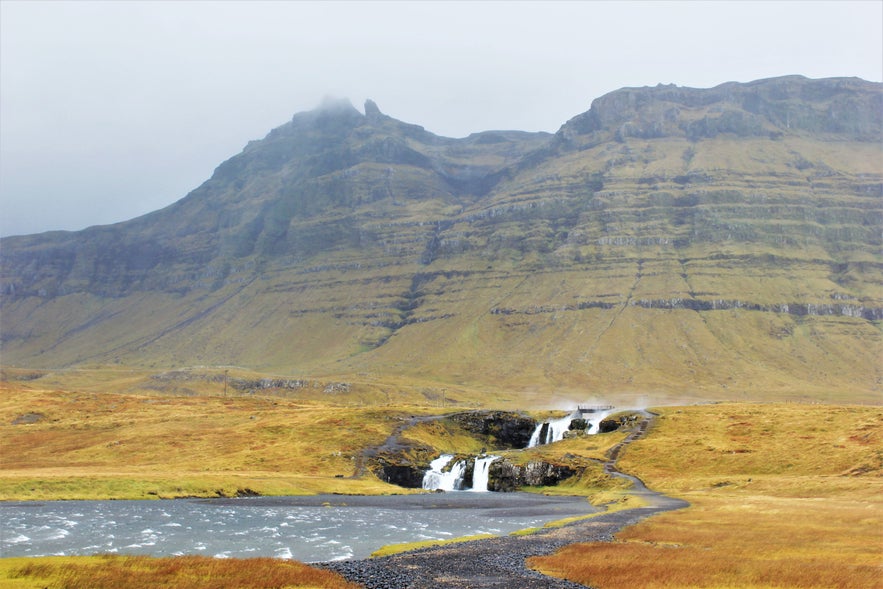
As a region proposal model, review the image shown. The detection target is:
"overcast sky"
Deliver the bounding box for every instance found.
[1,1,881,237]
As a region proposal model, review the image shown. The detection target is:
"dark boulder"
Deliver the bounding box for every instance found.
[569,418,588,431]
[598,418,621,433]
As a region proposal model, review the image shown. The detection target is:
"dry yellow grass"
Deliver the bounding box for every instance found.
[529,403,883,589]
[0,382,436,500]
[0,555,359,589]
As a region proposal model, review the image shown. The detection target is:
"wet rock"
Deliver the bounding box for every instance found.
[569,418,588,431]
[448,411,537,449]
[370,456,430,488]
[488,460,578,492]
[598,418,621,433]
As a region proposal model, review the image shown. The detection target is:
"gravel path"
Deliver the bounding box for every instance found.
[320,412,688,588]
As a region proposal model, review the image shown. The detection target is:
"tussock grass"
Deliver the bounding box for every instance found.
[0,555,359,589]
[530,403,883,589]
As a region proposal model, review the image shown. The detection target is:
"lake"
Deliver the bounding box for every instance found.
[0,493,599,562]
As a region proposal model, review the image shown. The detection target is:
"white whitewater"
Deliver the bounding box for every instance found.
[470,456,500,492]
[584,409,613,434]
[422,455,467,491]
[527,414,575,447]
[528,409,615,447]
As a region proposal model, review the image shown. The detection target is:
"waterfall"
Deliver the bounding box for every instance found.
[528,409,615,447]
[422,455,467,491]
[422,455,499,492]
[470,456,500,492]
[527,415,575,447]
[527,422,547,448]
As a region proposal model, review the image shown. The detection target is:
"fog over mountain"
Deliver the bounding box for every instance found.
[1,1,880,236]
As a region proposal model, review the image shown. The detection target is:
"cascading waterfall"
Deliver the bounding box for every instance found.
[421,407,617,491]
[422,455,500,492]
[422,455,467,491]
[528,409,615,447]
[470,456,500,492]
[527,414,576,447]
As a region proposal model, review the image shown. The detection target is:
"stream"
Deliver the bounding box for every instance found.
[0,493,600,562]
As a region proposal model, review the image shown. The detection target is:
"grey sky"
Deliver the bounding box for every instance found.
[1,1,881,237]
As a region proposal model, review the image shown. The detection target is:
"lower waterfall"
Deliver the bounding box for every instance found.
[471,456,500,492]
[422,455,500,492]
[422,455,466,491]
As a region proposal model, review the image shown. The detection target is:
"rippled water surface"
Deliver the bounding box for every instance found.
[1,494,598,562]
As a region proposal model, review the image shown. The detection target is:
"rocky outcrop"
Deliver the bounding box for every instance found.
[488,460,578,492]
[368,411,540,489]
[371,457,429,488]
[447,411,537,449]
[599,412,646,434]
[598,418,622,434]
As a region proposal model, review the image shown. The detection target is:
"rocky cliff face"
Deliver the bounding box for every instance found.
[488,460,579,492]
[1,76,880,401]
[447,412,537,449]
[560,76,882,143]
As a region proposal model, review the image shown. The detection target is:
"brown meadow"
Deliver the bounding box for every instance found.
[529,403,883,588]
[0,555,359,589]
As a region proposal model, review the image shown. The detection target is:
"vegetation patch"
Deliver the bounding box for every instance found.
[0,555,359,589]
[370,534,497,558]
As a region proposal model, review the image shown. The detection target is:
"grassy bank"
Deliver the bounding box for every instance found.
[0,555,359,589]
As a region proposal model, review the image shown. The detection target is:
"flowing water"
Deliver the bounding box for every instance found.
[422,455,467,491]
[421,455,500,492]
[0,494,599,562]
[528,410,614,447]
[470,456,499,492]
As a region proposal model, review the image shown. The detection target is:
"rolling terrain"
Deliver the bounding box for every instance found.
[1,75,881,402]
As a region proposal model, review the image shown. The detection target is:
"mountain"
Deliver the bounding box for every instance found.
[1,76,881,402]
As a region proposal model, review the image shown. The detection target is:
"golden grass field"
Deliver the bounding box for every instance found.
[2,374,881,588]
[0,555,359,589]
[0,380,433,500]
[529,403,883,589]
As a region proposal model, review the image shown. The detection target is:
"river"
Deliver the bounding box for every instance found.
[0,493,599,562]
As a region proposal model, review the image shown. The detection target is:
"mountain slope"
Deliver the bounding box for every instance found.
[1,76,881,402]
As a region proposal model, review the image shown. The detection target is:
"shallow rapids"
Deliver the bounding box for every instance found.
[1,493,599,562]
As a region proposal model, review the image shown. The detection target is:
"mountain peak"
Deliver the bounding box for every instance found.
[559,75,883,143]
[364,98,383,120]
